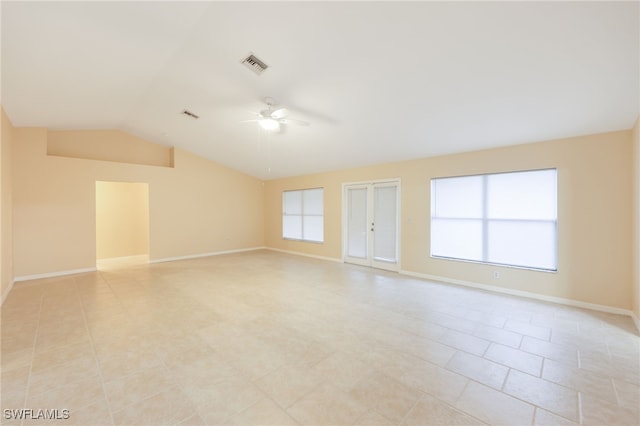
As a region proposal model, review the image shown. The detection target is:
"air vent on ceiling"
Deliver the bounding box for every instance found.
[241,53,268,75]
[181,109,199,119]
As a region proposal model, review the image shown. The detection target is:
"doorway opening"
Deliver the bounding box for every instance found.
[95,181,149,271]
[342,179,400,271]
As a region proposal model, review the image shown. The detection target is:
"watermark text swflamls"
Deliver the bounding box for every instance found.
[4,409,70,420]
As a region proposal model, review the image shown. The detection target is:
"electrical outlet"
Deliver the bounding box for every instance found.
[493,271,500,279]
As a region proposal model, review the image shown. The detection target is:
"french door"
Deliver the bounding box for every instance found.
[343,180,400,271]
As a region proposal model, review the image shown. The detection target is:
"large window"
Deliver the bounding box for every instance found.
[431,169,557,271]
[283,188,324,243]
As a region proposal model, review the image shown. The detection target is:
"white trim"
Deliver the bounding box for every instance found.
[341,177,402,186]
[96,254,149,263]
[266,247,341,263]
[150,247,265,264]
[1,279,15,305]
[400,269,636,318]
[341,178,402,272]
[14,267,98,282]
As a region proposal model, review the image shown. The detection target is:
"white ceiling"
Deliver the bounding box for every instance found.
[2,1,638,180]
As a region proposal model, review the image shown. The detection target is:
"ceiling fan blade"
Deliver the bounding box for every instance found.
[280,118,310,127]
[271,107,289,119]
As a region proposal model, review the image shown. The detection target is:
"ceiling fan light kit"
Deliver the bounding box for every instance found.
[243,97,310,132]
[259,117,280,131]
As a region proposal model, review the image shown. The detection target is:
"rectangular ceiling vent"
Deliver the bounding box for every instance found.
[241,53,268,75]
[181,109,199,120]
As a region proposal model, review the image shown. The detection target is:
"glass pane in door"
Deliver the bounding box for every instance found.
[373,185,397,262]
[347,188,368,259]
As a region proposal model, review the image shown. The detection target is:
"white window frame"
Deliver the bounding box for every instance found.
[282,188,324,243]
[430,169,557,272]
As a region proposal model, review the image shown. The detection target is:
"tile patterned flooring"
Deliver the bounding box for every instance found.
[1,250,639,425]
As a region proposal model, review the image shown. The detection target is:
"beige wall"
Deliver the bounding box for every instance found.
[12,129,264,277]
[1,108,14,302]
[96,181,149,259]
[5,118,636,314]
[632,116,640,322]
[48,130,173,168]
[265,130,633,311]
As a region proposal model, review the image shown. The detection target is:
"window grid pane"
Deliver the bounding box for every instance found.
[283,191,302,215]
[431,218,483,262]
[487,220,557,270]
[432,176,483,218]
[303,188,323,215]
[283,216,302,240]
[303,216,324,243]
[347,188,368,259]
[373,186,398,262]
[487,169,557,220]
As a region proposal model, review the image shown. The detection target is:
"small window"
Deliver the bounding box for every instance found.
[283,188,324,243]
[431,169,557,271]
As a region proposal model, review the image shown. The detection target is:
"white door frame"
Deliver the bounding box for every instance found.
[342,179,401,271]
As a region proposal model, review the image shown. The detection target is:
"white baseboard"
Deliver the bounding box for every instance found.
[265,247,342,263]
[97,254,149,262]
[150,247,265,264]
[7,250,638,333]
[14,267,98,283]
[632,312,640,333]
[400,270,636,320]
[1,279,15,305]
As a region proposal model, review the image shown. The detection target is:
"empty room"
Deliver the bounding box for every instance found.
[1,1,639,425]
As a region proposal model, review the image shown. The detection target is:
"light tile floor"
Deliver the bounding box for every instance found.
[1,250,639,425]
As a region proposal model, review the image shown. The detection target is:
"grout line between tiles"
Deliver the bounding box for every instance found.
[249,365,321,424]
[395,391,423,426]
[499,367,511,392]
[577,391,584,424]
[19,292,45,426]
[530,407,538,426]
[610,377,622,408]
[77,283,116,426]
[577,349,582,369]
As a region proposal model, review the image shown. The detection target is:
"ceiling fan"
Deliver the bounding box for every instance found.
[242,97,310,132]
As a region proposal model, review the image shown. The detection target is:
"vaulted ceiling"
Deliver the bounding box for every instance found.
[2,1,638,179]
